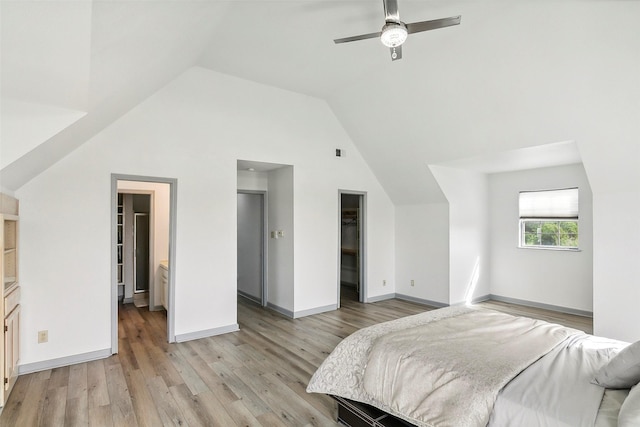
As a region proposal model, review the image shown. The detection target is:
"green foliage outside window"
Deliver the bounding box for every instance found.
[522,220,578,248]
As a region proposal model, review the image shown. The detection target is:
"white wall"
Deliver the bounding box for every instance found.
[1,99,86,169]
[237,169,267,192]
[593,191,640,342]
[489,164,593,312]
[430,166,490,305]
[267,166,294,313]
[15,66,395,366]
[395,203,449,304]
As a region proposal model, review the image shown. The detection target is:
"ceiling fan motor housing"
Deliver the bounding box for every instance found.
[380,21,408,47]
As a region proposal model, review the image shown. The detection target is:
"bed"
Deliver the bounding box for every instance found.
[306,306,640,427]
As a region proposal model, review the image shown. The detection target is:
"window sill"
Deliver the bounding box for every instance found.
[518,246,581,252]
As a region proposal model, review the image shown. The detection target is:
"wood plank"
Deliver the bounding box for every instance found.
[89,405,114,427]
[169,343,209,395]
[124,369,163,427]
[178,340,240,405]
[87,359,110,408]
[208,361,272,417]
[65,394,89,427]
[145,376,187,426]
[39,386,67,427]
[233,366,328,426]
[47,366,70,390]
[226,399,264,427]
[0,371,33,425]
[168,384,231,427]
[104,361,138,426]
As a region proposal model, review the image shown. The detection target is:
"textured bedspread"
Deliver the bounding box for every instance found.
[363,310,578,427]
[307,306,582,427]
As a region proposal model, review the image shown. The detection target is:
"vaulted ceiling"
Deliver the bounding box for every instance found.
[2,1,638,203]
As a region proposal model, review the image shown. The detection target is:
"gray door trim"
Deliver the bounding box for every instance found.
[237,190,268,307]
[111,174,178,353]
[338,190,367,307]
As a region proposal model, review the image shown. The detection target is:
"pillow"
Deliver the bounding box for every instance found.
[593,340,640,388]
[619,384,640,427]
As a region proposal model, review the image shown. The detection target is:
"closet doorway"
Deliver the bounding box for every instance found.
[237,191,266,306]
[133,211,150,295]
[111,175,177,354]
[339,192,366,305]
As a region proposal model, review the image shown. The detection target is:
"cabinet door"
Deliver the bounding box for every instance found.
[4,305,19,397]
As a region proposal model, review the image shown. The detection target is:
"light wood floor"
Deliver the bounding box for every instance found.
[0,294,592,426]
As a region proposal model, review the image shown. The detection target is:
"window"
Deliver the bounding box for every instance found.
[519,188,579,249]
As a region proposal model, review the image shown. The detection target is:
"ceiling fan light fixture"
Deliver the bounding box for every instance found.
[380,22,408,47]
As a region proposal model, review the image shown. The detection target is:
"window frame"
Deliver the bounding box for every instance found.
[518,187,580,251]
[518,218,580,251]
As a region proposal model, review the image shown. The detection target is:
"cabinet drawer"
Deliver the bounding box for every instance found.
[5,286,20,314]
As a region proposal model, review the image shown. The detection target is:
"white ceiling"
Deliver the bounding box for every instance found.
[2,1,638,202]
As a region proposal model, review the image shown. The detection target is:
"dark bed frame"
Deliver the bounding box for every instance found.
[333,396,417,427]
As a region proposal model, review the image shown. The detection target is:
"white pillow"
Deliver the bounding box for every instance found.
[619,384,640,427]
[593,341,640,389]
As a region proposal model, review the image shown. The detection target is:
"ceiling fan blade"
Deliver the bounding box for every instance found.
[390,45,402,61]
[406,15,461,34]
[334,31,381,44]
[383,0,399,21]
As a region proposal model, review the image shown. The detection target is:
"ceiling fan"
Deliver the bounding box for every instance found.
[334,0,461,61]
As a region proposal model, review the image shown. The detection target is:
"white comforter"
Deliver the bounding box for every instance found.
[363,309,577,426]
[307,306,618,427]
[490,334,626,427]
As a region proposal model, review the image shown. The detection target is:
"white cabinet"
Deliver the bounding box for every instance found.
[1,194,20,407]
[4,304,19,397]
[159,261,168,310]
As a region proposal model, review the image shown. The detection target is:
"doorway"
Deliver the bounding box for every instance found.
[237,191,266,306]
[134,212,150,296]
[111,175,177,354]
[118,193,152,307]
[339,192,366,305]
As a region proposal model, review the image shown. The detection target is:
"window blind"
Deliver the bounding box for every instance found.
[519,188,579,219]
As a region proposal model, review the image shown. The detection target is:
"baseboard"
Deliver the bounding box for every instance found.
[450,294,491,306]
[488,294,593,318]
[266,302,294,318]
[395,293,448,308]
[472,294,492,304]
[238,290,261,305]
[19,348,112,375]
[366,293,396,303]
[294,304,338,319]
[175,323,239,343]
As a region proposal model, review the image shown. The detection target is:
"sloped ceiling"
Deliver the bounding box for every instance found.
[1,1,638,203]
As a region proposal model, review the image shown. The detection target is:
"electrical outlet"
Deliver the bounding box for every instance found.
[38,330,48,344]
[411,279,415,287]
[383,280,386,286]
[277,230,284,238]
